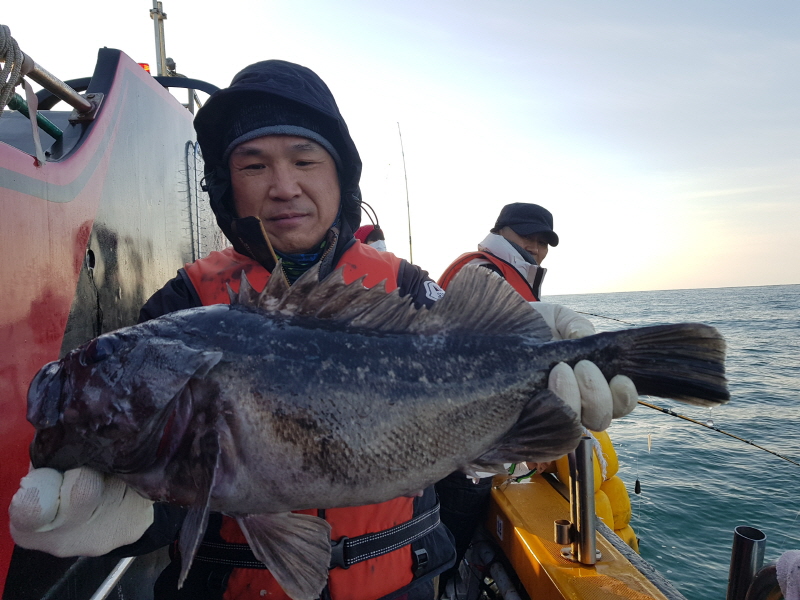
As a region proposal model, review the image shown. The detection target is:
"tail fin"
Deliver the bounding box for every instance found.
[580,323,729,407]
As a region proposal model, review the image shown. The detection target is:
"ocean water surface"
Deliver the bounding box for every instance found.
[546,284,800,600]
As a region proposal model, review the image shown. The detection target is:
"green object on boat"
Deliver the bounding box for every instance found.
[7,93,63,139]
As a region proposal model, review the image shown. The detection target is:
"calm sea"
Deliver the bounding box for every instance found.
[546,284,800,600]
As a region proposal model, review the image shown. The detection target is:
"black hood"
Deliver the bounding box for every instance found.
[194,60,362,269]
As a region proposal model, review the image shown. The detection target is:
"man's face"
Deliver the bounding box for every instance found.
[229,135,340,254]
[498,226,550,265]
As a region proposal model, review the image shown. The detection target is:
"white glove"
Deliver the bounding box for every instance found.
[533,302,639,430]
[9,467,154,557]
[777,550,800,600]
[529,302,596,340]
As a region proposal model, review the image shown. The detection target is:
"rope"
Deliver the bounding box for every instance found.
[0,25,24,114]
[586,428,608,479]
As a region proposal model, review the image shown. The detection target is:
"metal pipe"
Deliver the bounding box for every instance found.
[569,436,598,564]
[554,519,572,545]
[726,525,766,600]
[88,557,135,600]
[476,541,523,600]
[7,92,62,138]
[19,53,93,114]
[488,561,524,600]
[150,1,167,77]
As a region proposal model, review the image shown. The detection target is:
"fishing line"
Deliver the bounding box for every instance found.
[634,456,641,523]
[637,399,800,467]
[574,311,636,326]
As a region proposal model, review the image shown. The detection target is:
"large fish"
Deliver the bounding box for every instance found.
[26,265,728,600]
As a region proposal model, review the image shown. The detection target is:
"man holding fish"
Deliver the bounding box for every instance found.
[9,60,724,600]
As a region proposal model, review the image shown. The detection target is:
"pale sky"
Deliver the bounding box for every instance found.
[3,1,799,294]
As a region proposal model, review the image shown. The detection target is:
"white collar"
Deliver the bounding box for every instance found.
[477,233,543,288]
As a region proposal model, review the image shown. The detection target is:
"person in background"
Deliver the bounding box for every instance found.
[435,202,639,597]
[10,66,635,599]
[355,223,387,252]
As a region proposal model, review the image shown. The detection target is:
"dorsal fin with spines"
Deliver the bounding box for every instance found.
[231,263,551,340]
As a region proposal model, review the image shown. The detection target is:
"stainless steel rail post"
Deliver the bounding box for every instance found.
[150,1,168,77]
[19,54,93,114]
[726,525,766,600]
[557,435,600,564]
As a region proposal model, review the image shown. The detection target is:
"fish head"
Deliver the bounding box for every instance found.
[27,329,222,474]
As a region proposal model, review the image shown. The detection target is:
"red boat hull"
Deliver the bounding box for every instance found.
[0,48,220,598]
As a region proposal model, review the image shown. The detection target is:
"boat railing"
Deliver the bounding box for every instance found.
[555,435,602,565]
[18,54,97,117]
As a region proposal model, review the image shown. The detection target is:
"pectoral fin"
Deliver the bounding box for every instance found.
[237,512,332,600]
[474,390,583,466]
[177,430,220,588]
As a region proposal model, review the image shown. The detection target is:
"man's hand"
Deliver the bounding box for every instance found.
[529,302,595,340]
[549,362,638,431]
[531,302,639,430]
[9,467,154,557]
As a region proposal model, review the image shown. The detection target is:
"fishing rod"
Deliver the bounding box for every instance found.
[637,399,800,467]
[397,122,413,264]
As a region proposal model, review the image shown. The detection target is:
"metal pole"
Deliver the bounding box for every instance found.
[726,525,766,600]
[88,557,135,600]
[568,436,598,565]
[150,1,168,77]
[7,93,63,138]
[20,53,93,113]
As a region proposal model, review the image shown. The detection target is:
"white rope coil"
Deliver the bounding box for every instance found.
[0,25,24,113]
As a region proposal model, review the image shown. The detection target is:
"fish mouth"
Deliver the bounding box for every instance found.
[27,360,195,473]
[29,389,193,473]
[27,361,65,430]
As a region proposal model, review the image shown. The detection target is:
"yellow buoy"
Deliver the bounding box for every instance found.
[614,524,640,553]
[594,489,614,529]
[600,475,632,528]
[590,429,619,479]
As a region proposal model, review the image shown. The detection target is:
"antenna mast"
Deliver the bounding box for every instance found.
[150,1,168,76]
[397,122,413,263]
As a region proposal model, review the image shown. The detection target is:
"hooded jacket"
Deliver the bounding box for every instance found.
[139,60,442,317]
[194,59,363,272]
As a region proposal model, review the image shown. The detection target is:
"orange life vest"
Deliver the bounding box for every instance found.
[437,251,540,301]
[185,243,402,304]
[183,243,418,600]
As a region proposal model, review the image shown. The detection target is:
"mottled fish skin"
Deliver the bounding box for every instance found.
[25,264,728,599]
[28,265,576,506]
[27,265,729,510]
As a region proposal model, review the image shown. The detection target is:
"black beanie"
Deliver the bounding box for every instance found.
[220,95,345,170]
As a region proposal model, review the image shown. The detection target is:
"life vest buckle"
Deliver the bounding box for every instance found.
[330,536,351,570]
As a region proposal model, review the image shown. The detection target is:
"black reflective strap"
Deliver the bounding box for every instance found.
[193,502,442,571]
[329,502,441,570]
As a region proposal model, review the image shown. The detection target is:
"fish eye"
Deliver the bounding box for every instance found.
[79,335,118,366]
